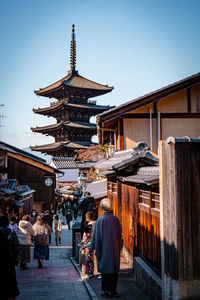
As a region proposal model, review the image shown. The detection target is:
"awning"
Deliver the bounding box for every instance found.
[12,199,24,207]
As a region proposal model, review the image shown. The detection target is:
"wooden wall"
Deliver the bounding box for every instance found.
[108,179,161,272]
[8,157,56,212]
[160,140,200,281]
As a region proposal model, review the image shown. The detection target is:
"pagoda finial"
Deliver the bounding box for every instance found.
[70,24,76,72]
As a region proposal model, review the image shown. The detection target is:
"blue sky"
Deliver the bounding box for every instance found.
[1,0,200,149]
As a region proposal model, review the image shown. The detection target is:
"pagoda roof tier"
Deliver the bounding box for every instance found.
[33,101,113,116]
[31,121,97,133]
[30,140,90,153]
[35,71,113,99]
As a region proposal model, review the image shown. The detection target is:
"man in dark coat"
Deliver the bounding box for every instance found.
[90,198,122,298]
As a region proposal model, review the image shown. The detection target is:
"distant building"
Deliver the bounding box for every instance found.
[51,157,79,183]
[31,24,114,157]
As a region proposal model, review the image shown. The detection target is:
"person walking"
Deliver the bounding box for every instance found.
[8,216,19,234]
[91,198,122,298]
[28,209,38,225]
[44,210,53,244]
[33,216,51,268]
[72,203,78,220]
[17,215,35,270]
[52,214,62,245]
[65,209,72,230]
[80,211,96,278]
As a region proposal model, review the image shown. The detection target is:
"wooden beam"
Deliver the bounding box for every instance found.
[187,88,191,113]
[118,119,124,150]
[100,128,116,132]
[123,113,200,119]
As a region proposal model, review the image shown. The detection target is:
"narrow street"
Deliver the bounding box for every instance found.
[16,225,90,300]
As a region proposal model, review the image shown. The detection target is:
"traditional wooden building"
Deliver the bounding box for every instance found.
[0,147,35,216]
[31,25,113,157]
[97,72,200,155]
[0,141,62,212]
[95,142,159,270]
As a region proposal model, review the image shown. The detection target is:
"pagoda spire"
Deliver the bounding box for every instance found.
[70,24,76,72]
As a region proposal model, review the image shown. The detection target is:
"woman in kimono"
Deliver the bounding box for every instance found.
[90,198,122,298]
[80,211,96,278]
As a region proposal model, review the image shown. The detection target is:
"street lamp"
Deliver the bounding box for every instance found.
[78,172,86,193]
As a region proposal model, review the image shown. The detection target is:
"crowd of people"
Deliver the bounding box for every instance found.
[0,192,122,299]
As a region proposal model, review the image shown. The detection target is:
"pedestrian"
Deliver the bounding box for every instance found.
[52,214,62,245]
[17,215,35,270]
[0,215,19,266]
[57,206,66,224]
[79,191,96,237]
[33,216,51,268]
[29,209,38,225]
[80,211,96,278]
[0,229,19,300]
[72,203,78,220]
[91,198,122,298]
[44,210,53,244]
[8,216,19,234]
[65,209,72,230]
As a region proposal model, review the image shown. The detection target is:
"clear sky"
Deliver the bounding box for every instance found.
[1,0,200,149]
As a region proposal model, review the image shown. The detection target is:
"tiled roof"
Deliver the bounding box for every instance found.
[95,142,158,171]
[95,149,134,171]
[35,71,113,97]
[99,71,200,119]
[63,121,97,129]
[33,102,113,114]
[0,141,46,163]
[120,174,159,186]
[120,166,159,186]
[52,157,78,169]
[76,161,96,169]
[31,123,62,132]
[31,140,89,152]
[64,103,113,110]
[31,121,97,133]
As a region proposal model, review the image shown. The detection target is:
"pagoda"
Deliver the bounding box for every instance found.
[31,25,113,157]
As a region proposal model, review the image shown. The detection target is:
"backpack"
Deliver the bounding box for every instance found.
[35,232,48,246]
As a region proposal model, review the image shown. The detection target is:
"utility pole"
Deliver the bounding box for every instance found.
[0,104,5,128]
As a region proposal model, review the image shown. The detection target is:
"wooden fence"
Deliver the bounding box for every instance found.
[108,180,161,273]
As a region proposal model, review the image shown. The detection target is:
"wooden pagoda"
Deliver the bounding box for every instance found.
[31,25,113,157]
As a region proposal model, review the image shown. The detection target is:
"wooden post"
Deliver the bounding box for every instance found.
[159,137,200,299]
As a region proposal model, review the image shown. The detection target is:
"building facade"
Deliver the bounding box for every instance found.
[98,73,200,155]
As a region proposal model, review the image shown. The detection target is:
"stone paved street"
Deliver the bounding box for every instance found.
[16,225,90,300]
